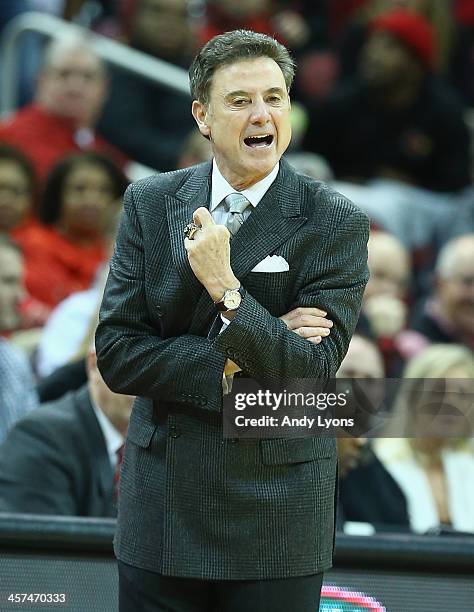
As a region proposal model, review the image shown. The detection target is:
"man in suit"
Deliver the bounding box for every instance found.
[0,350,133,517]
[96,30,369,611]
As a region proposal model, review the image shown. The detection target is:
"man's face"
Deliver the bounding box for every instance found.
[192,57,292,190]
[438,252,474,334]
[0,246,24,331]
[37,49,107,127]
[0,161,32,232]
[337,336,386,434]
[365,237,410,301]
[130,0,191,59]
[359,32,421,89]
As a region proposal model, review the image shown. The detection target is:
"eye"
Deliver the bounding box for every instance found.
[267,95,283,104]
[232,98,249,106]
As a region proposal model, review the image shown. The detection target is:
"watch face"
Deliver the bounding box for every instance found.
[223,290,241,310]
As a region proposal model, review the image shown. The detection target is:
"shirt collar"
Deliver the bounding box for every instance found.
[210,159,279,212]
[91,399,124,463]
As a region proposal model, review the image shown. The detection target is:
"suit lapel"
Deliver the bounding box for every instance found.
[230,160,307,278]
[165,162,212,299]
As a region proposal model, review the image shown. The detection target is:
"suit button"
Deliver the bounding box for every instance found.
[169,426,181,439]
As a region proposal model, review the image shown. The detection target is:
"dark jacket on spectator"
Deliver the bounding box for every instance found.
[338,446,410,530]
[303,77,471,193]
[0,385,116,517]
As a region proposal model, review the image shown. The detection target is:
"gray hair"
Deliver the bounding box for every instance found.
[436,234,474,278]
[41,33,105,74]
[189,29,295,105]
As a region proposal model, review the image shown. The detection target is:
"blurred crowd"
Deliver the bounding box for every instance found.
[0,1,473,535]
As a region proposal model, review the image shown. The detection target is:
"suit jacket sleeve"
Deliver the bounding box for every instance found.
[95,183,227,410]
[213,208,369,381]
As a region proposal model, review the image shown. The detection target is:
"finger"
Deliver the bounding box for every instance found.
[308,336,322,344]
[298,316,333,329]
[193,207,215,228]
[286,316,333,331]
[285,306,328,321]
[294,326,331,339]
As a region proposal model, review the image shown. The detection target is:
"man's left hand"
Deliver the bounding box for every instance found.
[185,207,240,302]
[280,307,333,344]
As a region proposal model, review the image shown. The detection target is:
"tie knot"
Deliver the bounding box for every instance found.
[224,192,251,214]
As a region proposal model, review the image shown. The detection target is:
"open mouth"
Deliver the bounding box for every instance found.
[244,134,274,148]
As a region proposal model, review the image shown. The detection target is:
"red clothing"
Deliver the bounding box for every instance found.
[13,222,106,312]
[0,104,127,181]
[198,7,284,47]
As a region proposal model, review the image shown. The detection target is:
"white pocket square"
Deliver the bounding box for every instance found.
[251,255,289,273]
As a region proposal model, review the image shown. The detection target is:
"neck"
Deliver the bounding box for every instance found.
[214,159,276,191]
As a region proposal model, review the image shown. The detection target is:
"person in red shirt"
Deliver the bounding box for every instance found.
[14,152,129,313]
[0,34,127,182]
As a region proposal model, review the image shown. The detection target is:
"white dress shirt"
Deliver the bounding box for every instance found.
[210,159,279,331]
[91,400,124,470]
[210,159,279,224]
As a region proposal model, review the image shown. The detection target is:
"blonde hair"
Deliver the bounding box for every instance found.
[382,344,474,442]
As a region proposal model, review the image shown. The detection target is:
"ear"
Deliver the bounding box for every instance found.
[192,100,211,138]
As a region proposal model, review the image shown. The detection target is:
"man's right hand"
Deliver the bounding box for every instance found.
[280,307,333,344]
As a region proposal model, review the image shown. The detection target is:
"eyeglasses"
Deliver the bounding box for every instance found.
[48,68,103,82]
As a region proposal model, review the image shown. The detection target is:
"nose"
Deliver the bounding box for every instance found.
[250,97,271,124]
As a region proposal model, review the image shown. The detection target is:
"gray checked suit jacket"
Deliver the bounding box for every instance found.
[95,158,369,580]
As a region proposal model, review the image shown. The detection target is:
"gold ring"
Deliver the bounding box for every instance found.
[184,222,200,240]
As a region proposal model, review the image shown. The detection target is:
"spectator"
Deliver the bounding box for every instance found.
[362,230,426,373]
[374,344,474,533]
[97,0,196,171]
[410,234,474,350]
[0,349,134,517]
[0,145,36,235]
[14,152,128,314]
[0,236,38,444]
[336,334,409,530]
[303,9,471,193]
[199,1,312,52]
[0,34,127,181]
[338,0,457,76]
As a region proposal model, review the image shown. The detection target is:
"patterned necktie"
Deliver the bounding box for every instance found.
[224,192,251,237]
[113,443,125,503]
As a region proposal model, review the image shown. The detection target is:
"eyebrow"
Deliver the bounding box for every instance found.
[224,87,286,99]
